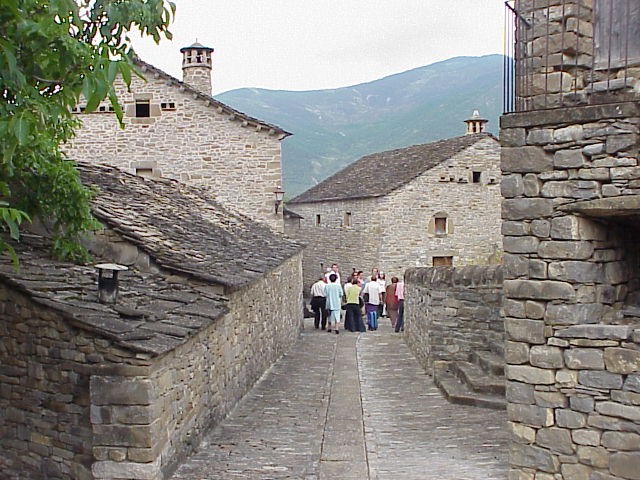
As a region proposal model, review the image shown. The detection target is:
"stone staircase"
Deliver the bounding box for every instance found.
[433,339,506,410]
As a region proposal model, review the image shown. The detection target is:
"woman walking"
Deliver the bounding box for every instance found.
[385,277,400,328]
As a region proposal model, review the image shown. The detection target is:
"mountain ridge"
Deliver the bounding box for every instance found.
[215,54,503,197]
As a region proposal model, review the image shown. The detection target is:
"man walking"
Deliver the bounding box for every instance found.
[324,273,344,334]
[310,276,328,330]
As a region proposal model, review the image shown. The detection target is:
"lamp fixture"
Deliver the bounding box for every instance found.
[274,185,285,214]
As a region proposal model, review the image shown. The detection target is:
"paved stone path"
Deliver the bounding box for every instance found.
[171,321,509,479]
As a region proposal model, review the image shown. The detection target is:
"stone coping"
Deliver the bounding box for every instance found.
[405,264,503,288]
[559,195,640,218]
[500,101,640,129]
[0,235,228,356]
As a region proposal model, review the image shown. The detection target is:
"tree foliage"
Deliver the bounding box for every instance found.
[0,0,175,264]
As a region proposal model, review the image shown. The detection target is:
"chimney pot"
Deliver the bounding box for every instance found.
[95,263,128,304]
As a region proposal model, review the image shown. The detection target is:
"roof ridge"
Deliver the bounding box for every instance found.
[289,133,495,204]
[132,57,291,138]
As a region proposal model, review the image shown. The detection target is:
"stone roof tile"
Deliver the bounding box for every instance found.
[288,133,495,204]
[0,236,229,356]
[78,163,302,289]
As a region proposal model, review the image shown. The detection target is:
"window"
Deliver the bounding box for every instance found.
[433,256,453,267]
[344,212,352,227]
[594,0,640,69]
[161,102,176,110]
[135,167,154,178]
[472,171,482,184]
[135,100,150,118]
[435,217,447,235]
[315,214,321,226]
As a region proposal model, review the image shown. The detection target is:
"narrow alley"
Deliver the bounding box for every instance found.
[171,321,509,479]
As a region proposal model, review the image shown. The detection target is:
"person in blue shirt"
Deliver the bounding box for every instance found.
[324,273,344,334]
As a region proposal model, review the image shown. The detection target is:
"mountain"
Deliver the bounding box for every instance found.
[215,55,503,197]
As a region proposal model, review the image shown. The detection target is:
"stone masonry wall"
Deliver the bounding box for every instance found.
[286,137,502,293]
[62,72,285,232]
[404,265,504,372]
[0,284,146,480]
[514,0,639,111]
[501,101,640,479]
[378,137,502,275]
[0,253,303,479]
[285,197,382,292]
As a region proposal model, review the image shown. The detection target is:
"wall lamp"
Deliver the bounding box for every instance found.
[274,185,285,214]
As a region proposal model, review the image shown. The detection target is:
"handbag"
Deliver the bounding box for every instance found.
[363,292,369,303]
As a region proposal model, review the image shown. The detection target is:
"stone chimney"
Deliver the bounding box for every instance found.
[180,41,214,96]
[464,110,488,135]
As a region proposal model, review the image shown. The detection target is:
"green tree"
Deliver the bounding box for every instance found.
[0,0,175,264]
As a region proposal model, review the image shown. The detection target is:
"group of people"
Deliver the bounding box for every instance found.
[309,263,405,335]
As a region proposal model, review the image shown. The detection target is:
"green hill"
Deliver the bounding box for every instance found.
[216,54,503,197]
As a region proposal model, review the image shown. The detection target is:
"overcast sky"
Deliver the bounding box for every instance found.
[131,1,506,95]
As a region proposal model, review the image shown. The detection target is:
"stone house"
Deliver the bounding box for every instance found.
[63,42,289,233]
[285,121,502,290]
[501,1,640,478]
[0,163,303,479]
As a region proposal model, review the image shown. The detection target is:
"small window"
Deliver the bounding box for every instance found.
[135,100,150,118]
[135,167,154,178]
[344,212,352,227]
[315,214,321,226]
[472,171,482,184]
[161,102,176,110]
[435,217,447,235]
[433,256,453,267]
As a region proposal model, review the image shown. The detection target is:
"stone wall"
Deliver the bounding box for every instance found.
[62,70,285,232]
[284,197,381,291]
[0,253,303,479]
[404,265,504,372]
[286,137,502,292]
[378,137,502,274]
[501,100,640,479]
[513,0,638,110]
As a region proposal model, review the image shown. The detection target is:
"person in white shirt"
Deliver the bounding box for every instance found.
[362,276,382,330]
[324,263,341,286]
[310,277,328,330]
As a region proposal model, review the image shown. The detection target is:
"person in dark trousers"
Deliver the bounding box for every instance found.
[309,276,328,329]
[344,277,366,332]
[394,280,405,333]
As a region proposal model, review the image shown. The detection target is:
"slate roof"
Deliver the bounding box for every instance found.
[78,163,302,289]
[0,235,229,356]
[0,164,303,355]
[133,58,291,138]
[288,133,495,204]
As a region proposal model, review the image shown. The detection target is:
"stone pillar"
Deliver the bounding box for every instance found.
[500,103,640,479]
[90,375,165,480]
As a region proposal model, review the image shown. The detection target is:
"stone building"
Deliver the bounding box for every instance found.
[63,42,289,233]
[285,123,502,290]
[0,163,302,479]
[501,1,640,478]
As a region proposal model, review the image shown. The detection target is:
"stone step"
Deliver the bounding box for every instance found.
[488,339,504,357]
[471,349,505,377]
[433,362,506,410]
[452,361,506,396]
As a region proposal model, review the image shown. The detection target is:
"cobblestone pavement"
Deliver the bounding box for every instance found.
[171,320,509,479]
